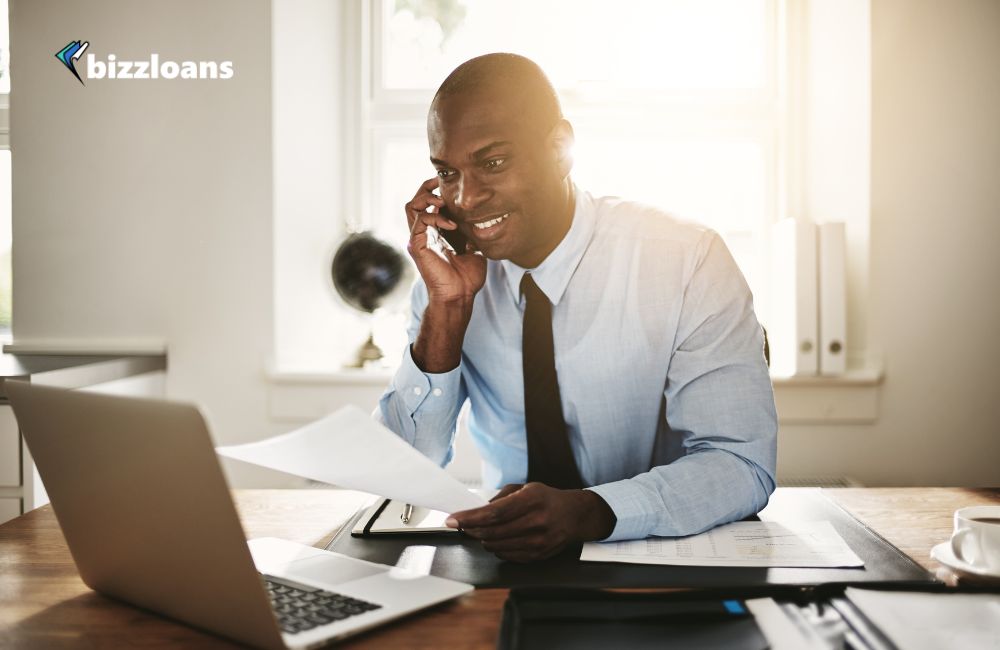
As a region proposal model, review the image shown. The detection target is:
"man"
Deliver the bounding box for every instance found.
[377,53,777,563]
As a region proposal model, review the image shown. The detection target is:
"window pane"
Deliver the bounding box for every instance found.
[372,135,433,247]
[572,133,767,234]
[572,131,769,313]
[383,0,769,92]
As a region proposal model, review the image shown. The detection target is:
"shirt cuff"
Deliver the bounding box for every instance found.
[393,344,462,415]
[586,480,659,542]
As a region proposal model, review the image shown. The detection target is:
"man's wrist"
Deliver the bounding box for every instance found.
[574,489,617,541]
[412,299,475,373]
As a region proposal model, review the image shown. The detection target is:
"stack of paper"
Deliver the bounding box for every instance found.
[581,520,864,568]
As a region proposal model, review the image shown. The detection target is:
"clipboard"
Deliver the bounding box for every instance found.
[351,489,498,537]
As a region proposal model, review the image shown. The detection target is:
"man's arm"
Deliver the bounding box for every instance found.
[587,230,777,541]
[449,230,776,558]
[375,177,487,465]
[375,280,468,466]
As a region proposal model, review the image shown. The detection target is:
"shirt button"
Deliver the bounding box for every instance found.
[413,387,423,396]
[432,388,443,397]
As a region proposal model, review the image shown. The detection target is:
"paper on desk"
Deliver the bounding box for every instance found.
[216,405,486,514]
[845,587,1000,650]
[581,520,864,568]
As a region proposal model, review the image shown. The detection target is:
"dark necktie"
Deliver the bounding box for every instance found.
[521,273,584,490]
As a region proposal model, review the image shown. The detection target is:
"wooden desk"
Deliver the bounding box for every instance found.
[1,487,997,649]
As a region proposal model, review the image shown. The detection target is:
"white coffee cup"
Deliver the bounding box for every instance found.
[950,505,1000,573]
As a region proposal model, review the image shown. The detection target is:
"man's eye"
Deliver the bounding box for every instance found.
[436,169,454,180]
[484,158,506,171]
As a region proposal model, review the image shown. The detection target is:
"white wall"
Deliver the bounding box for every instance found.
[10,0,291,485]
[272,0,361,372]
[778,0,1000,486]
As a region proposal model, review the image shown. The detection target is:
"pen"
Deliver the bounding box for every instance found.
[401,503,413,524]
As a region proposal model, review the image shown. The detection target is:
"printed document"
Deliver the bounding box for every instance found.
[216,405,486,514]
[581,520,864,568]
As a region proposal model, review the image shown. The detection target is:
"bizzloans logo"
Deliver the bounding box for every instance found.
[55,40,234,85]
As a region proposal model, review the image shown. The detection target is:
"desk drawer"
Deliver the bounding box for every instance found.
[0,406,19,487]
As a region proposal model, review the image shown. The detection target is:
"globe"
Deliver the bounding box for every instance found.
[331,232,412,313]
[330,232,413,367]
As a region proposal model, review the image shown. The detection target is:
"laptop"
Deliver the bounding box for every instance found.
[6,380,472,649]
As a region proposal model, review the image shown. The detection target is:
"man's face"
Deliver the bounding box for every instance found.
[427,88,569,267]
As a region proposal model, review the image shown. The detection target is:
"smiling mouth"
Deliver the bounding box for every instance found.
[471,213,510,230]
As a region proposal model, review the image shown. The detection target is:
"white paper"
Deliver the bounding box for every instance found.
[845,588,1000,650]
[216,405,486,514]
[580,520,864,568]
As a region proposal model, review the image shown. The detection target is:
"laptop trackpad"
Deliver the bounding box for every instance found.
[284,554,386,587]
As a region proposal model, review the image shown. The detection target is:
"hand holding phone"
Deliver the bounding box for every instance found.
[404,177,486,304]
[437,206,469,254]
[405,177,487,374]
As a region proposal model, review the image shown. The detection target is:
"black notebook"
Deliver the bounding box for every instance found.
[500,589,769,650]
[325,489,935,589]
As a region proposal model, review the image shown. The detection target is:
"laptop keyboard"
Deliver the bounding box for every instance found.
[263,576,383,635]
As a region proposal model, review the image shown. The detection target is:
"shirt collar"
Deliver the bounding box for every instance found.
[500,186,596,306]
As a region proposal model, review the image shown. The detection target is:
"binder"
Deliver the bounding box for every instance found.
[818,222,848,375]
[769,219,818,376]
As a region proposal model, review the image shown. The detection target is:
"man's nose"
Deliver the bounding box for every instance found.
[454,174,491,213]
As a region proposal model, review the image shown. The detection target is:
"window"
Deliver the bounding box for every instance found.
[358,0,785,331]
[273,0,872,376]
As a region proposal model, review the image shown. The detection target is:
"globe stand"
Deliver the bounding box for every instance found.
[349,331,384,368]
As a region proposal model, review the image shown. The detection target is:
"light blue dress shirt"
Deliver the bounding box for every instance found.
[377,188,777,542]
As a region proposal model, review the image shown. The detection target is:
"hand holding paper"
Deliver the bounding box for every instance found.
[216,405,486,514]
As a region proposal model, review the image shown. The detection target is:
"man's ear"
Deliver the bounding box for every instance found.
[548,119,575,179]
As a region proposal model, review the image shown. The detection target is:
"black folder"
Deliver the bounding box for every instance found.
[496,583,1000,650]
[325,489,935,589]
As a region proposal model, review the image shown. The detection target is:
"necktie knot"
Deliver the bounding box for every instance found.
[520,273,546,305]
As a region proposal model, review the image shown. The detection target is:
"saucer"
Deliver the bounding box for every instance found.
[931,542,1000,583]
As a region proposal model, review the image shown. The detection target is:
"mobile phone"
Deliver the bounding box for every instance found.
[438,207,468,254]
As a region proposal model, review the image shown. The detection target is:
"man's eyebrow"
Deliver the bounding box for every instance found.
[430,141,512,167]
[471,141,512,160]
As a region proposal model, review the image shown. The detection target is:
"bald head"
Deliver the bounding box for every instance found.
[431,53,562,138]
[425,54,575,268]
